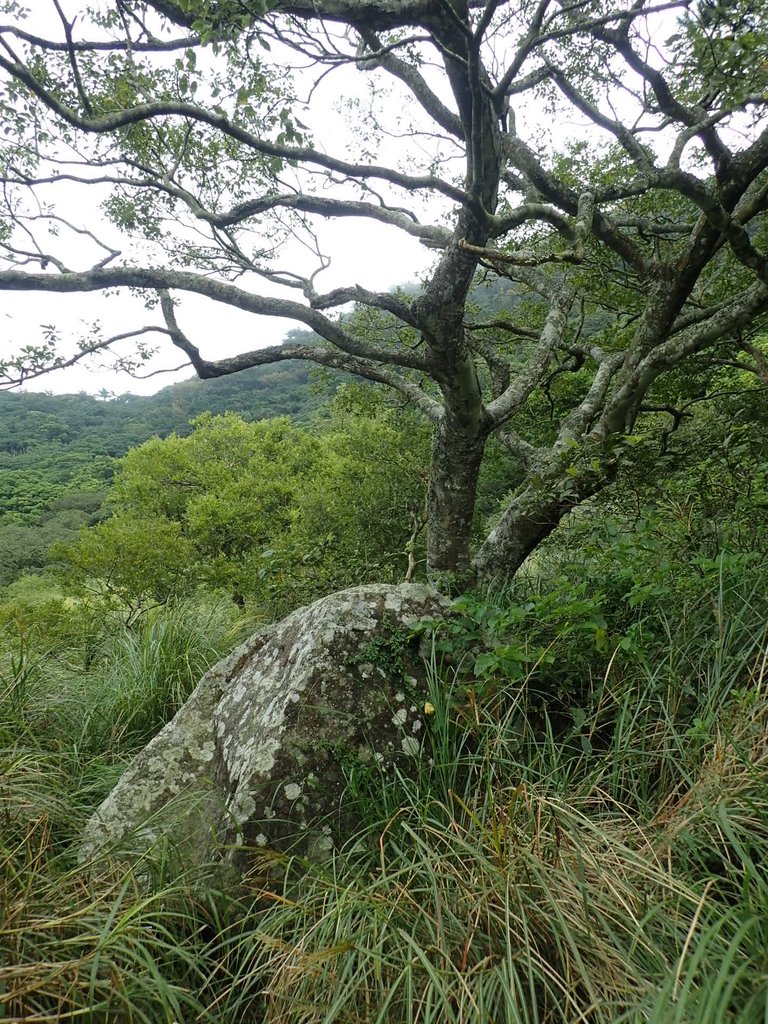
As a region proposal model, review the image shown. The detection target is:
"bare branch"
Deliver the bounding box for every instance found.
[591,21,732,176]
[307,284,420,326]
[485,283,575,424]
[0,265,432,372]
[545,61,655,173]
[461,195,593,266]
[0,325,171,390]
[159,288,443,420]
[501,131,649,272]
[0,24,199,52]
[497,427,540,464]
[466,334,510,396]
[179,187,453,246]
[51,0,93,114]
[466,318,538,340]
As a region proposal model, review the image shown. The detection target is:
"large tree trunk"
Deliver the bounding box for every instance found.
[472,458,612,584]
[427,421,486,578]
[423,312,489,580]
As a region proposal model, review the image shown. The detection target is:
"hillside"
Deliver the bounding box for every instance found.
[0,276,529,586]
[0,353,337,585]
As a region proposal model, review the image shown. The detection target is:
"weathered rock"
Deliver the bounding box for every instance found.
[80,583,450,866]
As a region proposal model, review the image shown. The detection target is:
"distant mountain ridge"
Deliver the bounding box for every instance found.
[0,357,329,457]
[0,276,526,586]
[0,352,338,585]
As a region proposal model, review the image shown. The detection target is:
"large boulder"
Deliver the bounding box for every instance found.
[80,583,449,866]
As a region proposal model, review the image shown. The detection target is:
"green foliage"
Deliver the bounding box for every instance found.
[55,402,429,619]
[255,572,768,1024]
[0,357,331,589]
[425,582,607,705]
[0,470,58,520]
[0,522,64,585]
[0,594,241,1021]
[176,0,273,39]
[86,599,244,752]
[529,387,768,653]
[3,531,768,1020]
[109,412,325,609]
[672,0,768,106]
[351,623,413,683]
[52,515,197,621]
[280,399,430,604]
[4,312,768,1020]
[0,594,241,763]
[1,0,767,590]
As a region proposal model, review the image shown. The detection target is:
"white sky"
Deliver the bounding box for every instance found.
[3,2,690,397]
[3,5,438,396]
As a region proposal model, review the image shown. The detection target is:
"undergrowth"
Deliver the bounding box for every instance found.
[1,576,768,1021]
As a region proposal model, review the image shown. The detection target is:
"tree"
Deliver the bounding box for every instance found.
[52,514,197,621]
[56,409,428,615]
[0,0,767,585]
[286,391,431,596]
[93,413,322,609]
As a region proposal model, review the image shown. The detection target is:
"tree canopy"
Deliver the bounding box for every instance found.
[1,0,767,583]
[54,405,430,616]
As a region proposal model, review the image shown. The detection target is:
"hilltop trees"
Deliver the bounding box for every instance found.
[56,407,430,616]
[0,0,767,584]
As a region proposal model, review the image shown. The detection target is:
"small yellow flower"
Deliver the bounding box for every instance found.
[423,701,435,716]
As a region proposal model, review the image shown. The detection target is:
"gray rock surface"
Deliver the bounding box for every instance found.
[80,583,449,865]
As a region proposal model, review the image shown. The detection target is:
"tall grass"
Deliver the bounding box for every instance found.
[3,596,243,757]
[1,580,768,1021]
[0,597,250,1021]
[227,577,768,1022]
[82,597,245,753]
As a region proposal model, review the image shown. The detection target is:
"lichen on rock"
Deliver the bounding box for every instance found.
[79,583,450,868]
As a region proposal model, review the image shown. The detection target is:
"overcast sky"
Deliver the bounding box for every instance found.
[4,5,439,396]
[5,3,686,398]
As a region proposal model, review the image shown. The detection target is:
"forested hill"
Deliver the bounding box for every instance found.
[0,277,521,586]
[0,355,334,585]
[1,359,325,459]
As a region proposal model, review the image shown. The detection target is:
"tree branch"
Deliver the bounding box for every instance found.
[159,289,443,420]
[485,284,575,424]
[0,50,470,205]
[601,283,768,434]
[0,265,432,372]
[0,24,199,52]
[356,29,464,139]
[545,61,655,173]
[591,21,732,177]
